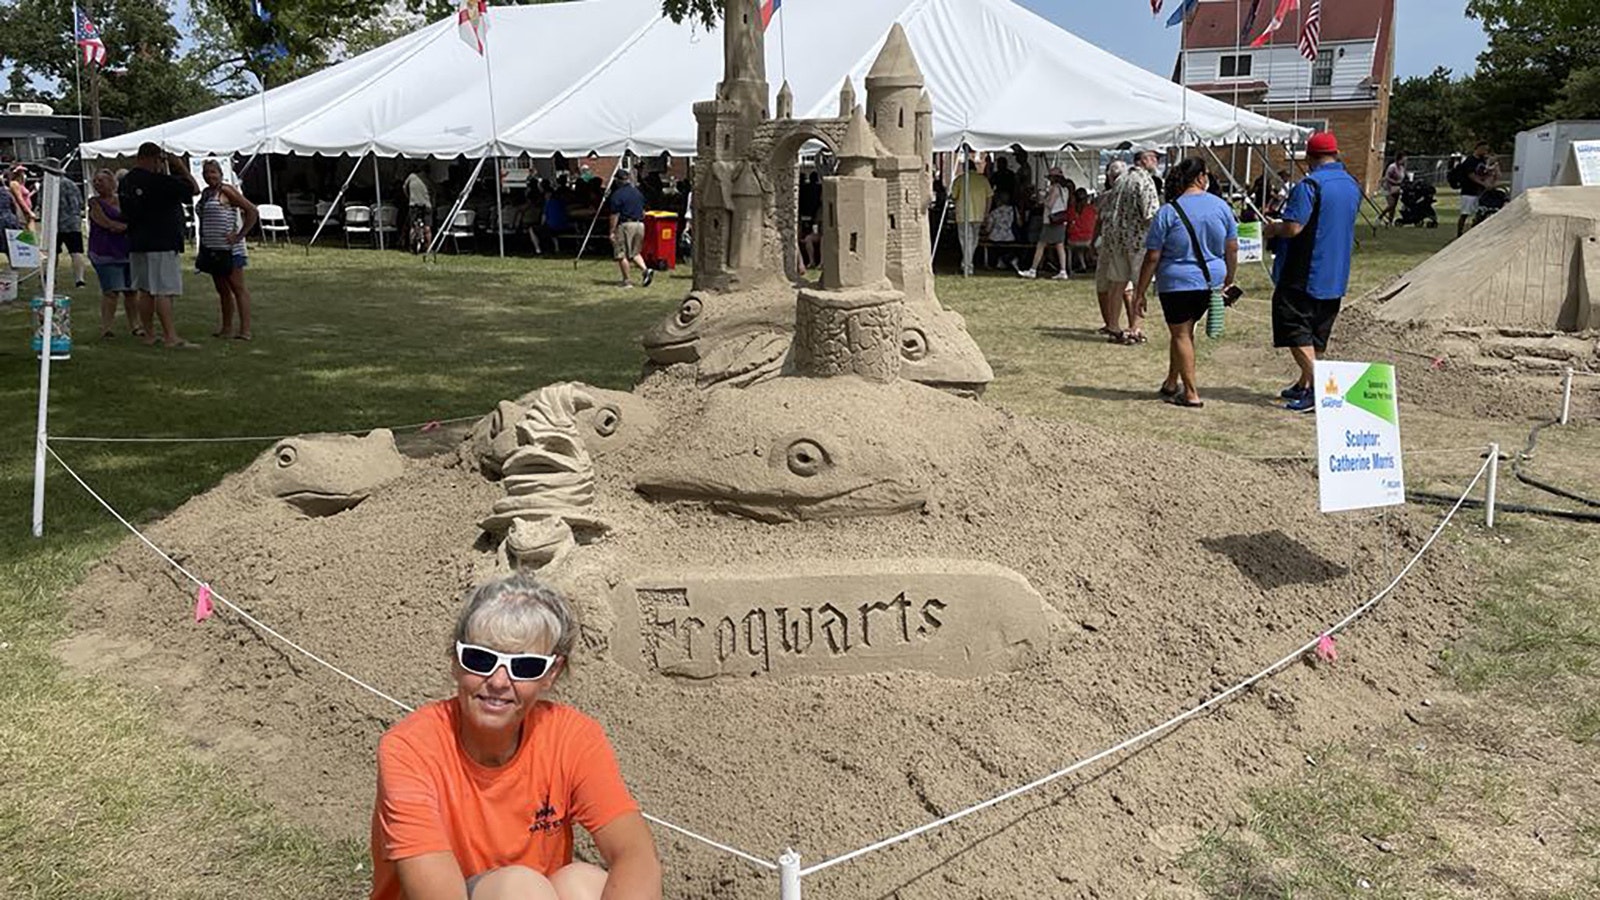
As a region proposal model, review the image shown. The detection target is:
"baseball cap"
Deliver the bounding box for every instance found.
[1307,132,1339,156]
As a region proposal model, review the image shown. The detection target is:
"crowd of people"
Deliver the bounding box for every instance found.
[5,144,259,348]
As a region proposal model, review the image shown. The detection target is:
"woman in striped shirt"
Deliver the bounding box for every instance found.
[195,159,259,340]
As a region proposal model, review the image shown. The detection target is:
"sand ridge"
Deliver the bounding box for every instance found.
[59,371,1482,899]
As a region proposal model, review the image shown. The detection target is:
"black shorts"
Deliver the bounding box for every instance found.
[59,232,84,255]
[1159,289,1211,325]
[1272,285,1342,351]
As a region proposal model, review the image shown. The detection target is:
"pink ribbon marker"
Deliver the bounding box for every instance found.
[1314,632,1337,663]
[420,420,442,433]
[1430,357,1447,370]
[194,583,214,623]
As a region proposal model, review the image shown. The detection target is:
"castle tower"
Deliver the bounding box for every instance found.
[720,0,769,120]
[838,78,857,118]
[865,24,922,158]
[776,81,794,119]
[822,107,887,291]
[915,90,933,164]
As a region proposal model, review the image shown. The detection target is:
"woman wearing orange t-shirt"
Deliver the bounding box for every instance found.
[371,575,661,900]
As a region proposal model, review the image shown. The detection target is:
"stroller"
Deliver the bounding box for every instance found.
[1474,187,1509,225]
[1396,178,1438,228]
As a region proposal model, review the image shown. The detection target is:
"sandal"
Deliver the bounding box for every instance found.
[1125,330,1149,345]
[1106,331,1127,344]
[1159,383,1182,399]
[1165,394,1205,408]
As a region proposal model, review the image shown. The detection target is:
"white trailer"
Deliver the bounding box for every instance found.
[1512,120,1600,194]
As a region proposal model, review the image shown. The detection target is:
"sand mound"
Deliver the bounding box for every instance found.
[1370,186,1600,332]
[60,378,1480,898]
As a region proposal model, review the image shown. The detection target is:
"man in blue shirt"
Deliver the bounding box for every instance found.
[1264,132,1361,412]
[608,169,652,288]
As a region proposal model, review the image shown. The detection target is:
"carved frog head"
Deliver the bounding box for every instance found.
[634,378,932,522]
[251,429,405,516]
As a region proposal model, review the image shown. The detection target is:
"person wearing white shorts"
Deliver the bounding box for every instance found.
[130,251,183,297]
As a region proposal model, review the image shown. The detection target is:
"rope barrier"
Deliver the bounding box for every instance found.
[41,441,780,874]
[48,414,485,444]
[798,455,1492,878]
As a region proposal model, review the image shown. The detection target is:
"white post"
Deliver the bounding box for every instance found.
[372,154,385,251]
[1486,442,1500,529]
[32,167,63,538]
[778,849,801,900]
[1561,367,1573,426]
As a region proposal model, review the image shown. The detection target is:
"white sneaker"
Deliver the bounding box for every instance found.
[1016,268,1037,279]
[1052,271,1071,281]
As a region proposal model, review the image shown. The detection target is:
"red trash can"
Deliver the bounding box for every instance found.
[643,211,679,270]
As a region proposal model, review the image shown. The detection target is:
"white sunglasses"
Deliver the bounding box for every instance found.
[455,642,559,681]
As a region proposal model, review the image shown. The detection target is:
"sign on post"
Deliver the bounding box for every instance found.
[1237,221,1264,263]
[1557,140,1600,187]
[6,228,41,268]
[1315,361,1406,513]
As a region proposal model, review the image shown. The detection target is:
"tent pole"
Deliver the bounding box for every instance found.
[307,150,368,253]
[574,153,625,269]
[372,154,385,251]
[428,155,488,259]
[494,156,505,258]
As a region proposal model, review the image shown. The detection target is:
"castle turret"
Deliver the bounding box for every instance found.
[838,78,857,118]
[865,23,922,158]
[776,81,794,119]
[719,0,769,119]
[915,90,933,164]
[821,107,888,291]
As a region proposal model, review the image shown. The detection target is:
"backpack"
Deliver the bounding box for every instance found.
[1447,158,1475,191]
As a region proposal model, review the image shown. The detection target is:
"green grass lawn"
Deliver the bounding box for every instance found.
[1,225,1595,897]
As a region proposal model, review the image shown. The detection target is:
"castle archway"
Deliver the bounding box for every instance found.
[765,122,847,283]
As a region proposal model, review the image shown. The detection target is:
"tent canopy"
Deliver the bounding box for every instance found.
[84,0,1306,160]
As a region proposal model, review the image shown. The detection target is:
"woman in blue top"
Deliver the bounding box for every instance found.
[1133,159,1238,409]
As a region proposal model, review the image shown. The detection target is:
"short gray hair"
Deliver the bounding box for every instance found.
[1105,160,1127,182]
[452,574,578,659]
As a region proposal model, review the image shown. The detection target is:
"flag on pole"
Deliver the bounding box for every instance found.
[1150,0,1164,15]
[251,0,272,23]
[759,0,782,32]
[1249,0,1299,48]
[1240,0,1264,41]
[458,0,490,54]
[1297,0,1323,60]
[74,6,107,66]
[1165,0,1197,27]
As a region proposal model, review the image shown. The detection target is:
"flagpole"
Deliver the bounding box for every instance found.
[777,4,788,86]
[256,70,274,207]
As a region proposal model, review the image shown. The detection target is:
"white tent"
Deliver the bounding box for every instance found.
[83,0,1305,160]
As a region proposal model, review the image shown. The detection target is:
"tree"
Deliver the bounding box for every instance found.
[1465,0,1600,147]
[1386,67,1468,155]
[0,0,217,130]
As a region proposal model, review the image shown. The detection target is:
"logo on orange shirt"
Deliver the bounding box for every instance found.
[529,795,566,834]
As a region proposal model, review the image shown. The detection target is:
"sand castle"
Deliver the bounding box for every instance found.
[644,10,993,394]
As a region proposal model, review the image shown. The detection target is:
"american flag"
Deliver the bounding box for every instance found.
[1298,0,1323,61]
[74,6,107,67]
[759,0,782,32]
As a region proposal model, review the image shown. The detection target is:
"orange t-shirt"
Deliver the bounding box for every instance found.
[369,699,639,900]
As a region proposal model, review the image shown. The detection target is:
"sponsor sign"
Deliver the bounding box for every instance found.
[6,229,40,269]
[1315,361,1406,513]
[1558,140,1600,187]
[1237,220,1264,263]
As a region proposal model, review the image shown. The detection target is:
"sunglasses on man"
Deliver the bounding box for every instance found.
[455,642,559,681]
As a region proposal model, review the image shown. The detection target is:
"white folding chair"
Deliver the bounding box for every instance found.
[343,205,374,248]
[257,204,290,244]
[444,209,477,254]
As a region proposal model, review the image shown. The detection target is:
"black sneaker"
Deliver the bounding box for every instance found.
[642,268,655,287]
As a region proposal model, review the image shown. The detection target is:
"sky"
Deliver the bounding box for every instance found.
[1018,0,1489,80]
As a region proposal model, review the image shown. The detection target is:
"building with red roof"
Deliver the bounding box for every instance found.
[1176,0,1395,192]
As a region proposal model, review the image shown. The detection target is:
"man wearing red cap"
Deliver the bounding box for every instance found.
[1263,131,1362,412]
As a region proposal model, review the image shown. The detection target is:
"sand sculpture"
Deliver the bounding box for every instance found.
[1372,186,1600,333]
[250,429,405,516]
[642,14,994,395]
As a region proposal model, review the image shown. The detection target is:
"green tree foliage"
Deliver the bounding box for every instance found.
[1465,0,1600,147]
[0,0,216,129]
[1386,67,1467,156]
